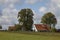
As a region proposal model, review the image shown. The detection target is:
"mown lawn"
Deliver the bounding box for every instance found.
[0,31,60,40]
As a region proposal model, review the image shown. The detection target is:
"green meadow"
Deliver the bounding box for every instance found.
[0,32,60,40]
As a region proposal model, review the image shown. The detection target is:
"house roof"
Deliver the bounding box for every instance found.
[34,24,50,31]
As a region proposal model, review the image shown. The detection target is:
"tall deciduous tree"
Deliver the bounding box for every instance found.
[41,12,57,30]
[17,8,34,31]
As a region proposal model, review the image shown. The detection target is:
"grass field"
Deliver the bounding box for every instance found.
[0,31,60,40]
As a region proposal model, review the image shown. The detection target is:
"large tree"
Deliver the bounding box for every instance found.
[41,12,57,30]
[17,8,34,31]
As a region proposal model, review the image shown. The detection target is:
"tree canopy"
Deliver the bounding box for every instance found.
[17,8,34,31]
[41,12,57,29]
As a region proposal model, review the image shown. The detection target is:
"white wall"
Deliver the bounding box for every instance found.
[32,25,38,32]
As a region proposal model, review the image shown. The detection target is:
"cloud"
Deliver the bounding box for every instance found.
[0,0,20,5]
[39,7,47,13]
[0,0,21,25]
[25,0,39,4]
[52,0,60,8]
[51,0,60,5]
[0,0,21,30]
[0,2,19,25]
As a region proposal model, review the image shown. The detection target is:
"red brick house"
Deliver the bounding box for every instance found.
[32,24,50,32]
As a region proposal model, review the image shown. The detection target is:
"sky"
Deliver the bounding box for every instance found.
[0,0,60,30]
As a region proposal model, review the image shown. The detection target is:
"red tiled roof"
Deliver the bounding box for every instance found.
[34,24,50,31]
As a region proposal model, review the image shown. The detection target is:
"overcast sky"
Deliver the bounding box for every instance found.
[0,0,60,29]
